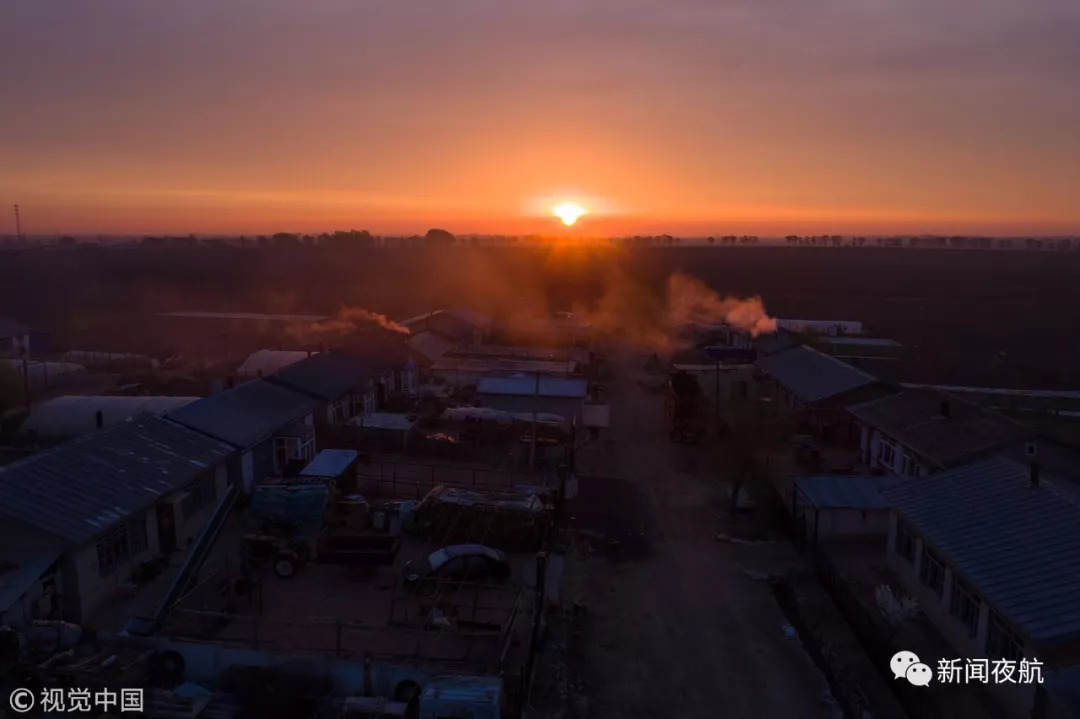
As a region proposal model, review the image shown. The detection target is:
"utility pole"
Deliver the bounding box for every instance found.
[13,204,22,243]
[529,370,540,470]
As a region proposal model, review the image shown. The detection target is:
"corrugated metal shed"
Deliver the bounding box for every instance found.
[756,345,879,404]
[794,475,907,509]
[168,378,319,448]
[20,395,200,438]
[476,375,588,398]
[300,449,359,478]
[237,349,314,378]
[270,352,374,401]
[407,331,455,363]
[849,388,1030,468]
[882,457,1080,644]
[0,415,234,546]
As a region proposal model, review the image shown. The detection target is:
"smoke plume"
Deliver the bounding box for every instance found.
[664,274,777,337]
[291,306,409,341]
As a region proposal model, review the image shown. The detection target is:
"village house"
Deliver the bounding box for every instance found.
[167,378,321,491]
[0,415,234,624]
[848,388,1034,477]
[881,457,1080,718]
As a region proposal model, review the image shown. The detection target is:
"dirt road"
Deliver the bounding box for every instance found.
[553,351,841,719]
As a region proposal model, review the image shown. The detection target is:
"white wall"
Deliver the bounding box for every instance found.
[885,513,1038,718]
[803,506,890,538]
[861,425,931,476]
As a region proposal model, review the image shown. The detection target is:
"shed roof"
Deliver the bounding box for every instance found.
[300,449,359,478]
[20,395,200,438]
[270,352,375,401]
[882,457,1080,644]
[756,345,879,404]
[476,375,588,398]
[849,388,1030,468]
[794,475,907,509]
[821,337,902,347]
[168,378,319,448]
[237,349,313,378]
[0,415,234,545]
[444,307,493,329]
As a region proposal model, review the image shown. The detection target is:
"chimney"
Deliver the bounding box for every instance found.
[1029,461,1041,489]
[95,410,104,429]
[940,400,950,419]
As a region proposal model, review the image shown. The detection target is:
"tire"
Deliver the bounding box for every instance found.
[150,650,186,687]
[274,556,298,578]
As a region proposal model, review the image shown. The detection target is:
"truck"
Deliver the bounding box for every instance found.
[665,371,705,443]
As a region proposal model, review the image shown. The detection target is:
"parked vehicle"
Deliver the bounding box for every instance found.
[402,544,510,592]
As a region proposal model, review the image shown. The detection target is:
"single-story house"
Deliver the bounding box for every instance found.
[401,308,491,348]
[755,345,893,438]
[333,328,421,397]
[791,475,906,540]
[168,378,320,491]
[475,375,588,424]
[882,457,1080,718]
[19,395,200,441]
[269,351,390,427]
[849,388,1032,476]
[0,415,235,624]
[407,331,456,364]
[776,318,864,336]
[431,357,581,388]
[0,521,66,626]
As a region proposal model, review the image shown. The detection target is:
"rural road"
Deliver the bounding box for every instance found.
[560,350,841,719]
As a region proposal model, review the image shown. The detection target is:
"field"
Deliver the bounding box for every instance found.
[4,245,1080,388]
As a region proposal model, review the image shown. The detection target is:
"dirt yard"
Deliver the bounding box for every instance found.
[534,349,842,719]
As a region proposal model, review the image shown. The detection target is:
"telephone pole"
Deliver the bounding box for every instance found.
[13,204,22,242]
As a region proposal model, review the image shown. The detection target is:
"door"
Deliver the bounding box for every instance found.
[242,451,255,491]
[157,503,177,555]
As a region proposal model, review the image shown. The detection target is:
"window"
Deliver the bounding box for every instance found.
[900,453,917,477]
[986,612,1024,662]
[918,545,945,597]
[894,521,916,563]
[348,393,365,419]
[96,517,147,577]
[331,398,348,425]
[181,475,217,518]
[273,435,316,474]
[950,575,981,638]
[877,437,896,467]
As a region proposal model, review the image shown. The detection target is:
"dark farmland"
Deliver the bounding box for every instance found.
[3,245,1079,389]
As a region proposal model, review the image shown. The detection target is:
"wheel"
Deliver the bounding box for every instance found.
[274,556,298,578]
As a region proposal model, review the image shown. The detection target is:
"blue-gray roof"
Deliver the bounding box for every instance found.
[168,378,319,448]
[882,457,1080,644]
[300,449,359,478]
[0,521,64,614]
[794,475,907,509]
[270,352,376,401]
[0,415,234,546]
[476,375,588,398]
[756,345,879,404]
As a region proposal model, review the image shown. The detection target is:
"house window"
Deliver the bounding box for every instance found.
[894,521,916,563]
[877,437,897,467]
[900,452,917,476]
[918,545,945,597]
[273,435,316,473]
[986,612,1024,662]
[181,475,217,518]
[331,398,349,424]
[96,517,147,577]
[950,575,981,638]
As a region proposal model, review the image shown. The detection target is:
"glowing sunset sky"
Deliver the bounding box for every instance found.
[2,0,1078,235]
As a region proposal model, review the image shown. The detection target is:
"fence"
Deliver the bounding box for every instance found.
[354,461,552,501]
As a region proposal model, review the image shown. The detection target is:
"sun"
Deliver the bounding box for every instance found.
[551,202,587,226]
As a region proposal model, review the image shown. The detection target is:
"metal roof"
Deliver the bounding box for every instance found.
[821,337,902,347]
[407,331,456,362]
[299,449,359,478]
[20,395,200,438]
[476,375,588,398]
[755,345,879,404]
[0,521,64,614]
[902,384,1080,401]
[849,388,1030,468]
[168,378,319,448]
[882,457,1080,644]
[444,307,493,329]
[0,415,234,546]
[269,352,375,401]
[794,475,907,509]
[237,349,313,378]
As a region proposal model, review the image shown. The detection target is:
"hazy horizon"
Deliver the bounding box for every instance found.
[3,0,1079,235]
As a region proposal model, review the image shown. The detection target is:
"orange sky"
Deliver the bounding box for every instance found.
[2,0,1079,236]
